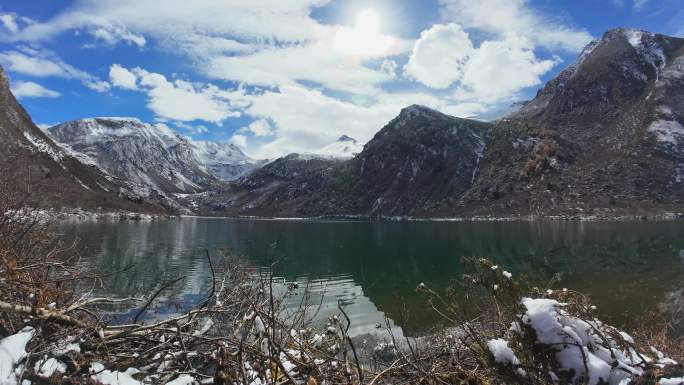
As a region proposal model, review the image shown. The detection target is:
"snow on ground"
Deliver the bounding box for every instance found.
[34,357,67,377]
[90,362,142,385]
[0,327,35,385]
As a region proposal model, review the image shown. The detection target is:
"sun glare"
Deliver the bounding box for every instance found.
[356,9,381,34]
[334,9,389,57]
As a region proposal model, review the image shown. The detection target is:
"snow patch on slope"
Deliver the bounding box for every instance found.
[648,119,684,146]
[22,131,65,163]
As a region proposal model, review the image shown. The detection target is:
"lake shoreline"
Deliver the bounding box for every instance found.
[46,206,684,223]
[180,211,684,223]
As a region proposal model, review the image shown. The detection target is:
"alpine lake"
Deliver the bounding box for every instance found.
[60,217,684,338]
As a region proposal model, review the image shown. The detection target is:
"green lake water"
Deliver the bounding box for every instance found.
[60,218,684,337]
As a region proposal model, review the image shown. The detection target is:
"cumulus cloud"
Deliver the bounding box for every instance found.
[404,24,560,103]
[109,64,138,90]
[110,65,241,123]
[11,80,60,98]
[438,0,592,52]
[240,119,274,137]
[454,38,560,103]
[404,23,473,89]
[0,46,109,92]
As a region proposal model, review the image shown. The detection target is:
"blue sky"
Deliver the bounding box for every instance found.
[0,0,682,158]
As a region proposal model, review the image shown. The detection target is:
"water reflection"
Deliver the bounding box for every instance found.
[60,218,684,336]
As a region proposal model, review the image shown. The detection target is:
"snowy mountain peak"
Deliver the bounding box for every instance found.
[48,117,265,185]
[191,141,259,180]
[317,134,363,158]
[51,117,182,148]
[337,135,356,143]
[47,118,214,196]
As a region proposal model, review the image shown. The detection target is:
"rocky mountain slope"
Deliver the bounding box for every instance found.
[453,28,684,216]
[0,66,163,213]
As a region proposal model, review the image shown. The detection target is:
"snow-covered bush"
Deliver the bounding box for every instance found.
[415,257,684,385]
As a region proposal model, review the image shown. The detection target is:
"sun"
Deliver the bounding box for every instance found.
[334,9,389,57]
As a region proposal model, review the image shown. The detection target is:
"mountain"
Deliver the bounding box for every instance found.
[190,141,259,181]
[199,28,684,218]
[454,28,684,216]
[351,105,489,214]
[0,66,162,213]
[47,118,217,201]
[198,105,491,216]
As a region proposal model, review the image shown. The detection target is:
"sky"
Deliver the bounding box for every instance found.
[0,0,682,159]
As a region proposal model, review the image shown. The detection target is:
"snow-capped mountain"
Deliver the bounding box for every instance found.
[317,135,364,158]
[190,141,260,181]
[47,118,216,197]
[0,66,164,213]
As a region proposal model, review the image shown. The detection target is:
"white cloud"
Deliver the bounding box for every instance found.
[109,64,138,90]
[230,134,248,148]
[2,0,409,96]
[0,13,34,35]
[11,80,60,98]
[240,119,274,137]
[0,14,19,33]
[206,32,409,95]
[89,25,146,48]
[454,38,561,103]
[2,0,331,48]
[0,0,591,158]
[404,23,560,102]
[113,66,241,123]
[0,49,65,77]
[404,23,473,89]
[380,59,398,78]
[0,47,109,92]
[632,0,651,11]
[438,0,593,52]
